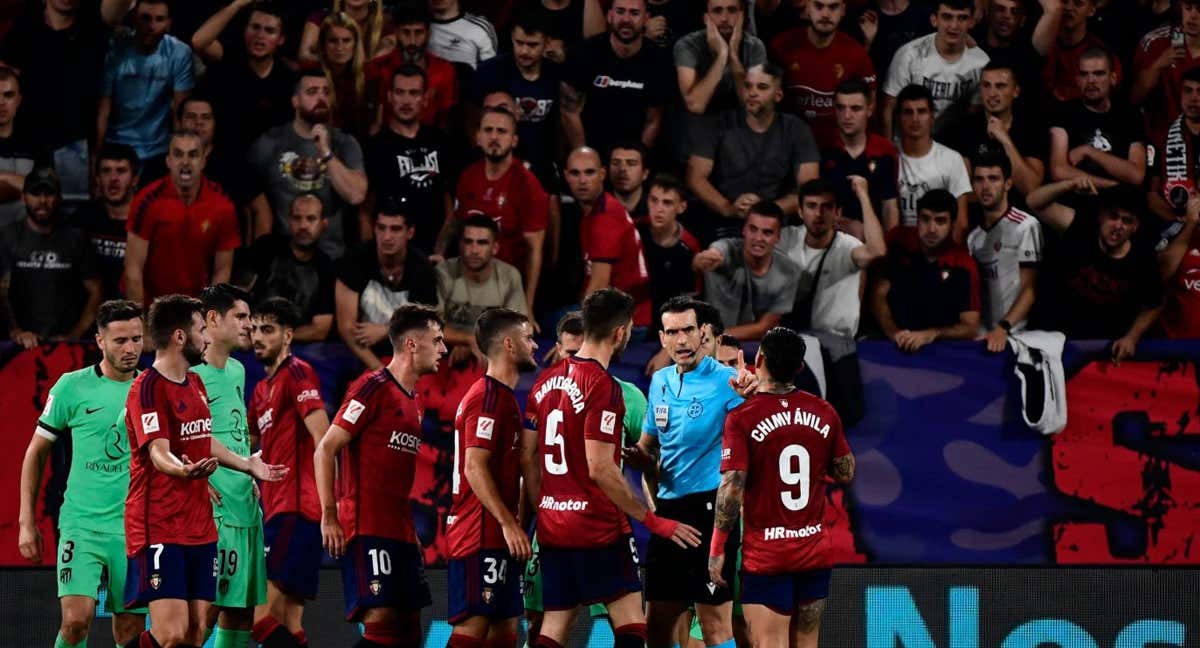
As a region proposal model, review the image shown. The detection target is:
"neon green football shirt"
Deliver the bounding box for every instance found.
[194,358,259,527]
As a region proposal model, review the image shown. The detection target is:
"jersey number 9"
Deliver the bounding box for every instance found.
[779,444,811,511]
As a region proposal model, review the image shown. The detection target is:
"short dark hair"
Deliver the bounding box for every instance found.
[248,0,285,21]
[147,294,204,349]
[0,66,20,91]
[137,0,172,15]
[609,140,648,163]
[748,201,786,226]
[659,295,701,322]
[1098,185,1144,219]
[290,192,325,216]
[972,151,1012,179]
[694,300,724,337]
[799,178,837,202]
[936,0,974,13]
[176,94,213,121]
[1183,65,1200,86]
[556,311,583,339]
[393,1,432,26]
[511,9,550,37]
[390,63,428,92]
[294,69,329,95]
[581,288,635,341]
[199,283,252,317]
[461,214,499,238]
[1079,47,1113,70]
[759,326,806,382]
[254,297,302,329]
[834,78,871,101]
[916,189,958,217]
[718,333,741,350]
[756,61,784,84]
[95,143,139,172]
[647,173,686,198]
[896,84,934,112]
[97,299,143,331]
[387,304,443,349]
[981,59,1019,80]
[475,307,529,355]
[375,195,410,223]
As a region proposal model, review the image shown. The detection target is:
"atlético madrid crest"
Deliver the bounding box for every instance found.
[370,580,382,596]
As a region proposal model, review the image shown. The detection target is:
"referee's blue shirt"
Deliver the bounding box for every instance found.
[643,355,744,499]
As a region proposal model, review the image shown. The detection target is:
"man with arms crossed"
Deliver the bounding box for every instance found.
[123,294,286,648]
[194,284,266,648]
[316,304,447,647]
[248,297,330,648]
[446,308,538,648]
[710,327,855,648]
[524,288,702,648]
[19,300,146,648]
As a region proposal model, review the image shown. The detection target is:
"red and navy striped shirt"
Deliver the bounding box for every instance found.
[446,375,524,558]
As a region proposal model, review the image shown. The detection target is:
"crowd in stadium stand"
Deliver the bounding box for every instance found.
[0,0,1195,365]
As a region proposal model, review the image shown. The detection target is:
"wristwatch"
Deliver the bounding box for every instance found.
[998,319,1013,332]
[318,149,334,164]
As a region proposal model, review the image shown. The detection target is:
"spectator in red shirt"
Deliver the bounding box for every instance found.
[447,107,547,316]
[1133,0,1200,147]
[124,130,239,307]
[769,0,877,150]
[1159,197,1200,338]
[1041,0,1122,102]
[564,146,653,328]
[366,4,458,131]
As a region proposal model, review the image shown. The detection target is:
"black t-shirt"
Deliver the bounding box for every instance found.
[240,234,335,326]
[472,53,561,182]
[0,6,110,148]
[565,35,674,156]
[537,200,585,311]
[522,0,585,51]
[71,202,127,301]
[969,29,1047,108]
[638,221,700,330]
[645,0,703,49]
[1034,211,1163,340]
[201,56,297,158]
[950,111,1047,168]
[866,0,934,87]
[884,232,979,331]
[0,127,49,226]
[364,125,458,255]
[337,243,438,357]
[0,220,96,336]
[1049,100,1146,181]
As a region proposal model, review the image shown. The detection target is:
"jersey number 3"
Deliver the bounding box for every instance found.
[779,444,811,511]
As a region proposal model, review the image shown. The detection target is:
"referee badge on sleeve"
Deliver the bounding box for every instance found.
[654,405,669,429]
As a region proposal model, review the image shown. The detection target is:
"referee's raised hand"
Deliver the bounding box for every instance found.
[729,349,759,397]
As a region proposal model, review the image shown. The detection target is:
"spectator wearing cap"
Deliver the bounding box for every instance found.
[0,67,46,228]
[871,189,981,353]
[97,0,195,183]
[0,0,132,201]
[236,193,335,343]
[693,201,801,341]
[363,64,457,256]
[1027,179,1163,362]
[366,3,458,131]
[1048,48,1145,190]
[124,130,239,307]
[336,198,438,369]
[247,71,368,260]
[190,0,295,166]
[437,215,528,365]
[0,166,99,347]
[72,144,140,301]
[447,107,547,316]
[687,62,819,242]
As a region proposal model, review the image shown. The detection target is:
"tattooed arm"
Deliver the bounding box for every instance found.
[708,469,745,587]
[831,453,856,484]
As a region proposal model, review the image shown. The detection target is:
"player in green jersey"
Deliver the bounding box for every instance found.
[18,300,147,648]
[195,284,267,648]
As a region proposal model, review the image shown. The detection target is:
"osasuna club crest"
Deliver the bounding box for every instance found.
[482,587,494,604]
[370,579,383,595]
[150,573,162,590]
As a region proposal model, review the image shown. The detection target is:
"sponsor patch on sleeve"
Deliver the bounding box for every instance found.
[343,399,365,424]
[141,412,160,434]
[476,416,495,440]
[600,410,616,435]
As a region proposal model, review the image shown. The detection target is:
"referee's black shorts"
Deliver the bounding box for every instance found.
[643,489,740,605]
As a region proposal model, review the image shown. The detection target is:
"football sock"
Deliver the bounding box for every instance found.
[53,633,86,648]
[446,634,483,648]
[213,627,252,648]
[614,623,647,648]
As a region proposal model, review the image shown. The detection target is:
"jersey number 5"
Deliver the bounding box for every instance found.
[779,444,811,511]
[543,409,567,475]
